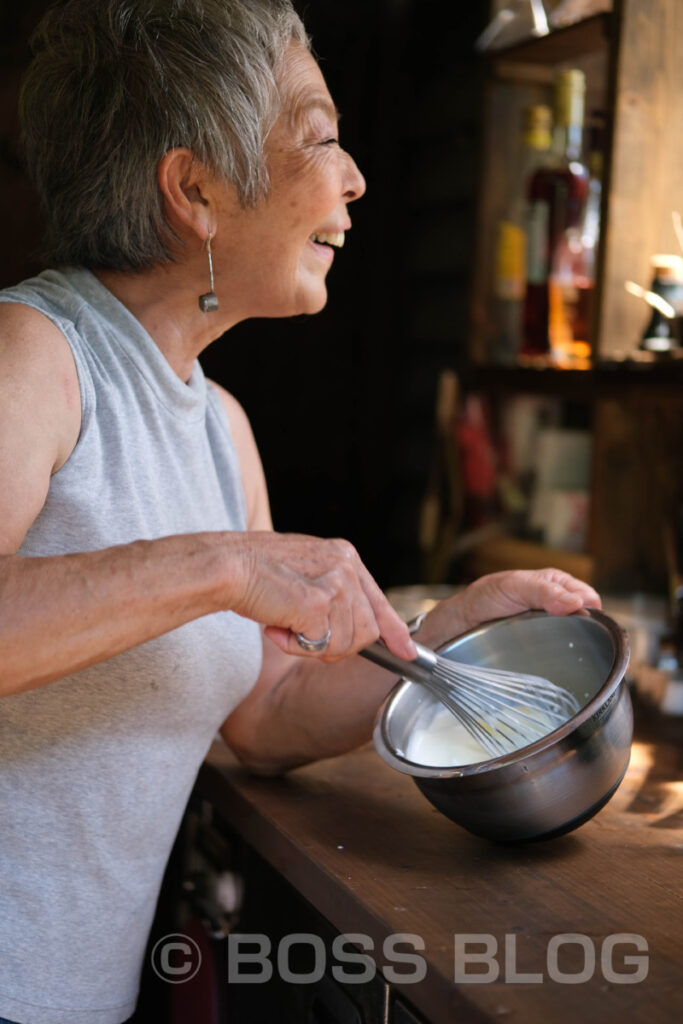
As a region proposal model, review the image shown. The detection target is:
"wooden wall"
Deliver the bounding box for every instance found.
[597,0,683,356]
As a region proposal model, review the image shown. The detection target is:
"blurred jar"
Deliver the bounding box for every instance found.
[639,254,683,354]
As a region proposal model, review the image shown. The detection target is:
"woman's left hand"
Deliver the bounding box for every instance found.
[416,568,601,649]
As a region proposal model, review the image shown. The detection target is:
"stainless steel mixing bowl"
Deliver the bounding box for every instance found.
[373,609,632,842]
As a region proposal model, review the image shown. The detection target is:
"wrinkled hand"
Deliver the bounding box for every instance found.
[230,532,416,662]
[418,568,601,648]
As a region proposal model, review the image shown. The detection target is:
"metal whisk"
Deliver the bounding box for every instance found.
[360,640,581,758]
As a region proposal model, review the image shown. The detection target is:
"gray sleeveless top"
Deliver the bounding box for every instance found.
[0,268,262,1024]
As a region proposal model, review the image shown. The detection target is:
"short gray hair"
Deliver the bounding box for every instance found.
[20,0,310,271]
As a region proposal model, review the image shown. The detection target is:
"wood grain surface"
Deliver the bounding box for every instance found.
[598,0,683,356]
[198,708,682,1024]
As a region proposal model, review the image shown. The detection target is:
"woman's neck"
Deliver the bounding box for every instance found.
[93,262,239,383]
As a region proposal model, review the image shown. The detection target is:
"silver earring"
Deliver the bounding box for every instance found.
[199,234,219,313]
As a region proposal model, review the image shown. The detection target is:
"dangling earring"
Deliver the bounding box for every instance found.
[199,234,219,313]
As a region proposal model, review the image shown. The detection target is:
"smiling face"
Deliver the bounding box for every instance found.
[213,43,366,320]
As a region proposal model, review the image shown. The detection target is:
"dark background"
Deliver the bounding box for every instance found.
[0,0,488,588]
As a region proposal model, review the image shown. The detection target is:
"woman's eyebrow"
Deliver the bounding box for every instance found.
[291,95,341,126]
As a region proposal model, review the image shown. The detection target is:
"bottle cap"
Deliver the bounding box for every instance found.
[554,69,586,127]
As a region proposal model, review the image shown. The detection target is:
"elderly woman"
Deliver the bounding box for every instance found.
[0,1,599,1022]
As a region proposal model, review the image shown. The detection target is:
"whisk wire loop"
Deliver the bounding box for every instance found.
[416,676,511,755]
[361,639,581,759]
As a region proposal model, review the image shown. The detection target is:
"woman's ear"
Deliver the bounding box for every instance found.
[157,148,218,240]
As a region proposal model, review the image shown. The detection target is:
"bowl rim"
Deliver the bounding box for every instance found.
[372,608,631,779]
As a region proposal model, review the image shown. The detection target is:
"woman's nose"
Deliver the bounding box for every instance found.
[343,152,367,203]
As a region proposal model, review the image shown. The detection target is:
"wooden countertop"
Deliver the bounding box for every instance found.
[197,706,682,1024]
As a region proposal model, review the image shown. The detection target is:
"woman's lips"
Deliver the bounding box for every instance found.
[307,237,336,263]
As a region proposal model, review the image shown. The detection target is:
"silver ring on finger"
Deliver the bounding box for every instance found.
[296,629,332,653]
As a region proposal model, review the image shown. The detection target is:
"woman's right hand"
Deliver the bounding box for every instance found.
[227,531,416,663]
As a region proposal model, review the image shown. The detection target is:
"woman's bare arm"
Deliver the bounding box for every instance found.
[0,312,414,695]
[0,534,242,693]
[220,567,601,776]
[213,382,602,776]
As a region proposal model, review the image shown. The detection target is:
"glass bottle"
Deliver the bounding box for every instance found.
[521,69,591,361]
[492,104,552,364]
[548,148,602,368]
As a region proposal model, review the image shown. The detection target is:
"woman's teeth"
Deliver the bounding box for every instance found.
[310,232,345,248]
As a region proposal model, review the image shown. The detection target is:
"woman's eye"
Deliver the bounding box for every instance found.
[320,138,339,147]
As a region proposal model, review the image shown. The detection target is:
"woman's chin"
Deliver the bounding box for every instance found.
[293,284,329,316]
[259,279,329,319]
[305,293,329,315]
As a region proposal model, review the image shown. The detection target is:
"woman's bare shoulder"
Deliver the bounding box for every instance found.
[0,299,79,371]
[0,301,81,439]
[0,301,82,551]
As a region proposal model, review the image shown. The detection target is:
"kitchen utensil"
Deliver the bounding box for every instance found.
[373,609,632,842]
[360,638,580,758]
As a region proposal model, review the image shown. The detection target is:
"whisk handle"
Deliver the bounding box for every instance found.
[359,640,438,686]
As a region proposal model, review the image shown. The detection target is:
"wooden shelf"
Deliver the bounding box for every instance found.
[484,13,612,65]
[464,357,683,400]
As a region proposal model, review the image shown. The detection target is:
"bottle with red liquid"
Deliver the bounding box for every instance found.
[521,69,590,361]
